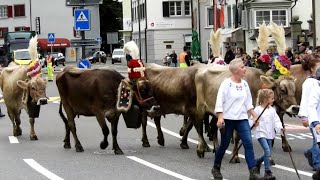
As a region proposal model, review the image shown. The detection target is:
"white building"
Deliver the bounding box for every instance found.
[0,0,101,62]
[128,0,192,63]
[315,0,319,46]
[196,0,316,61]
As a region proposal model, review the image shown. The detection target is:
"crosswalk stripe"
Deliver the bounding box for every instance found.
[298,133,313,138]
[287,133,306,139]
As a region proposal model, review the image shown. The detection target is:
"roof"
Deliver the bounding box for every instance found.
[38,38,70,49]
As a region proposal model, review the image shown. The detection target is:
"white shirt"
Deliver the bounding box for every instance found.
[215,78,254,120]
[307,81,320,126]
[251,106,283,139]
[298,77,319,120]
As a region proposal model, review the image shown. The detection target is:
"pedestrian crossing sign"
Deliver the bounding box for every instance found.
[74,9,90,31]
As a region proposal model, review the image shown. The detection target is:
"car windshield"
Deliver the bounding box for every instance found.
[15,51,31,60]
[113,50,123,55]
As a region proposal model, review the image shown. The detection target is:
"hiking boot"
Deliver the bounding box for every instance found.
[305,150,313,168]
[211,166,223,180]
[249,167,263,180]
[313,171,320,180]
[264,170,276,180]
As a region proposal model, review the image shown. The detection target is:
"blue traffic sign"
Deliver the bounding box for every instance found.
[74,9,90,31]
[48,33,55,43]
[77,59,91,69]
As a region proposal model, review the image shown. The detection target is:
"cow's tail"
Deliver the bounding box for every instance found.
[59,100,68,125]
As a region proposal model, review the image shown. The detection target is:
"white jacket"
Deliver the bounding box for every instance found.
[251,106,283,139]
[307,81,320,126]
[298,77,319,121]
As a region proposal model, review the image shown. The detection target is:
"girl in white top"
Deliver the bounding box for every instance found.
[253,89,284,180]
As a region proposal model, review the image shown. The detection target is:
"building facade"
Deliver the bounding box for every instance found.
[128,0,192,63]
[0,0,101,62]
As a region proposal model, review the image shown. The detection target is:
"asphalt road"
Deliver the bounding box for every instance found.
[0,61,315,180]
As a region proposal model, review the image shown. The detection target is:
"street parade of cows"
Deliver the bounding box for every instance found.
[1,21,320,180]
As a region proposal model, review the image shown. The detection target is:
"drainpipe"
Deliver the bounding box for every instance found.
[242,0,246,52]
[138,0,141,60]
[29,0,32,30]
[130,0,133,40]
[144,0,147,62]
[312,0,316,48]
[290,0,297,21]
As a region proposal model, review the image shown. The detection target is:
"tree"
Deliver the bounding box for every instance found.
[99,0,123,53]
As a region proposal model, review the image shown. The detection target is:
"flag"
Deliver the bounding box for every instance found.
[214,0,225,30]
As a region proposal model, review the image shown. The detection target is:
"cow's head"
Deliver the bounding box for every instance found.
[134,79,160,113]
[260,75,299,115]
[17,76,48,105]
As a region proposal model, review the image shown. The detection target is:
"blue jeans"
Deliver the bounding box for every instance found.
[214,119,256,170]
[256,138,273,171]
[306,127,320,170]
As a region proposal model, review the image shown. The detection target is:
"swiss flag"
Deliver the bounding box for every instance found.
[214,0,225,30]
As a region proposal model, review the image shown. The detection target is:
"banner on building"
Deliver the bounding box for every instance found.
[148,21,175,29]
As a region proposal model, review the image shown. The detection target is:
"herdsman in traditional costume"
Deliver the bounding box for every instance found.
[117,41,158,117]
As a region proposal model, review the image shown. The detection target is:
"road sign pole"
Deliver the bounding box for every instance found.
[50,42,53,56]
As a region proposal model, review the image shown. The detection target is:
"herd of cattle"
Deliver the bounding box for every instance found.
[0,57,312,160]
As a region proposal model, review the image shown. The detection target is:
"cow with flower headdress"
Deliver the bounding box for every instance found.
[0,36,48,140]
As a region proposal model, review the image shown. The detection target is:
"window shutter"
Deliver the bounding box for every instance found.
[7,6,12,17]
[163,2,169,17]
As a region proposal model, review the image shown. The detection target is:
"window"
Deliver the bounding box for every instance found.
[255,9,287,28]
[169,1,182,16]
[184,1,191,16]
[0,27,9,38]
[0,6,8,18]
[207,7,213,27]
[14,4,25,17]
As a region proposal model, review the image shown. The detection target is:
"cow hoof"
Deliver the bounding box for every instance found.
[212,149,216,153]
[157,137,165,146]
[179,128,185,136]
[142,140,150,147]
[30,135,38,141]
[75,145,84,152]
[100,141,109,150]
[205,145,211,152]
[230,157,240,164]
[180,142,189,149]
[114,149,124,155]
[282,145,292,152]
[64,143,71,149]
[197,150,205,158]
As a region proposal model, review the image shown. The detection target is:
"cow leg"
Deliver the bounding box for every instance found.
[230,131,241,163]
[141,112,150,147]
[29,117,38,140]
[96,114,110,151]
[7,109,19,136]
[154,115,165,146]
[14,111,22,136]
[110,116,123,155]
[193,117,207,158]
[211,116,219,153]
[67,114,83,152]
[279,114,291,152]
[179,116,189,136]
[180,117,193,149]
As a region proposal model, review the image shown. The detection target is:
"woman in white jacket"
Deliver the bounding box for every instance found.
[307,67,320,180]
[253,89,284,180]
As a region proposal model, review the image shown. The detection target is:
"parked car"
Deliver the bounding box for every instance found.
[112,49,124,64]
[87,51,106,63]
[44,52,65,66]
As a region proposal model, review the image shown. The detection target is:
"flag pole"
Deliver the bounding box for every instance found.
[213,0,217,31]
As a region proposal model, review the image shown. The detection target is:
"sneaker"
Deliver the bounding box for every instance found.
[264,170,276,180]
[249,167,263,180]
[211,166,223,180]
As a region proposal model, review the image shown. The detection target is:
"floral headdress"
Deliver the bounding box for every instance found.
[208,29,225,65]
[269,22,291,79]
[255,21,271,72]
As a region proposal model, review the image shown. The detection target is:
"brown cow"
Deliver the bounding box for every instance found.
[56,67,158,153]
[141,63,201,151]
[0,64,48,140]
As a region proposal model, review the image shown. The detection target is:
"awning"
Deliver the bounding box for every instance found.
[38,38,71,49]
[221,27,242,38]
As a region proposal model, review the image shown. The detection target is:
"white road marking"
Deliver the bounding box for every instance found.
[127,156,196,180]
[23,159,64,180]
[298,133,313,138]
[8,136,19,144]
[147,121,312,178]
[287,133,306,139]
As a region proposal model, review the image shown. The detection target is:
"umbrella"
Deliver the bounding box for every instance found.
[191,30,202,61]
